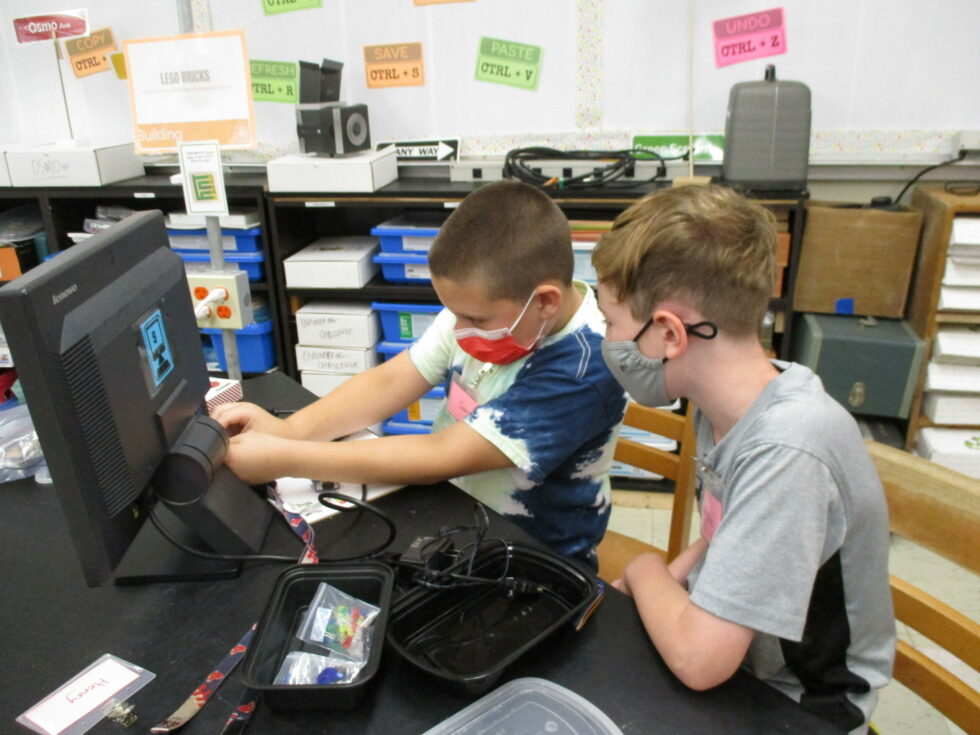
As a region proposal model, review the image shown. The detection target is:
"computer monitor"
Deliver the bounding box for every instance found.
[0,210,272,586]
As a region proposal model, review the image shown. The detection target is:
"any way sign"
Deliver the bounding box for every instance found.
[378,139,459,162]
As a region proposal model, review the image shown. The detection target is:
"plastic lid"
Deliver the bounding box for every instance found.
[421,678,623,735]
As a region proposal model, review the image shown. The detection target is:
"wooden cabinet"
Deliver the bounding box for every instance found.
[904,186,980,450]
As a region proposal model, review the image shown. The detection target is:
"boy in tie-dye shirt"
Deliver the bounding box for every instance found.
[215,181,626,567]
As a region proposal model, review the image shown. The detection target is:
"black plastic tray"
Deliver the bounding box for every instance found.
[386,543,598,695]
[239,562,394,711]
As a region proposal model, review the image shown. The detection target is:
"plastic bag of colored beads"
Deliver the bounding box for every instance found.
[295,582,380,662]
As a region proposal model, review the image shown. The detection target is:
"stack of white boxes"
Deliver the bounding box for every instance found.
[296,302,381,398]
[916,216,980,478]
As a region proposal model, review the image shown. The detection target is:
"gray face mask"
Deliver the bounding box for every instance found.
[601,318,718,407]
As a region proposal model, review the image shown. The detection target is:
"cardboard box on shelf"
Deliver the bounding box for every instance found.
[295,302,380,348]
[284,237,379,289]
[6,142,144,187]
[793,204,923,318]
[267,148,397,193]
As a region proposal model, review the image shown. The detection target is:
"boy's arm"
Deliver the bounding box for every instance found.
[620,552,754,691]
[225,419,513,486]
[215,351,433,442]
[666,536,709,584]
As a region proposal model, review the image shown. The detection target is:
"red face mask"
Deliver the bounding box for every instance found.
[453,291,551,365]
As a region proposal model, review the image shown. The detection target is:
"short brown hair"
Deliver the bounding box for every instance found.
[592,185,776,336]
[429,180,572,301]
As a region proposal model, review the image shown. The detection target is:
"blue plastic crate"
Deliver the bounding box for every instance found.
[371,301,442,342]
[179,250,266,281]
[370,213,445,254]
[382,419,432,435]
[376,341,410,361]
[390,385,446,424]
[201,319,275,374]
[372,252,430,284]
[167,227,262,252]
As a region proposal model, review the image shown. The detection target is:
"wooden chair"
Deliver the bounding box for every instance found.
[597,401,697,581]
[865,440,980,734]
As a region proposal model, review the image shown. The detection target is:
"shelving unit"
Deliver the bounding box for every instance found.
[0,174,287,375]
[267,179,807,379]
[904,186,980,451]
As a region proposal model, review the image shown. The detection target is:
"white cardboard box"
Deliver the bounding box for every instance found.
[6,142,144,187]
[284,237,379,288]
[300,371,354,397]
[295,344,379,374]
[296,302,380,348]
[267,148,398,193]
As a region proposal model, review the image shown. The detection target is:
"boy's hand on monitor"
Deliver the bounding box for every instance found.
[212,401,285,438]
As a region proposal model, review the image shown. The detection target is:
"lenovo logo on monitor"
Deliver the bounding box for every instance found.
[52,283,78,305]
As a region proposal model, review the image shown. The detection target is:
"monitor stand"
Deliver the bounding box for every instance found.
[114,463,275,585]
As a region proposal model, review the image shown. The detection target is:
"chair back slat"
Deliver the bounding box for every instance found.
[864,440,980,730]
[613,439,680,481]
[893,641,980,735]
[891,576,980,671]
[866,440,980,575]
[622,402,686,442]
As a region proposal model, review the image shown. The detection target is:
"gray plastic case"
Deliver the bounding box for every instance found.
[722,65,811,191]
[422,677,623,735]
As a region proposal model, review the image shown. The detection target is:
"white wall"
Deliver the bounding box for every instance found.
[0,0,977,160]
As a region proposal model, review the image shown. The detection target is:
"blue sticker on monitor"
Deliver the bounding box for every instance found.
[140,309,174,386]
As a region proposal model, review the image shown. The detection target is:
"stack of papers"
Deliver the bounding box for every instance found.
[933,327,980,365]
[272,430,403,524]
[924,362,980,393]
[916,428,980,479]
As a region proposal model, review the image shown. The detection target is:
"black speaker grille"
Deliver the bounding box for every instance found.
[62,338,137,517]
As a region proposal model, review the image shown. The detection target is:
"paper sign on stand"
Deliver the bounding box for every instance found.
[177,141,229,216]
[13,10,87,43]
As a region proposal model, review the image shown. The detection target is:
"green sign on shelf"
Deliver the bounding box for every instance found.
[632,134,725,162]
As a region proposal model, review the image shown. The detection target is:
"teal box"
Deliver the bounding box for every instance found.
[791,314,925,419]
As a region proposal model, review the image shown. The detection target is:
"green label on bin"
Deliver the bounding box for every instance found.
[475,37,541,91]
[399,313,413,339]
[250,60,299,103]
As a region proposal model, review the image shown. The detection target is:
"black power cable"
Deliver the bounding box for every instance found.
[503,146,689,190]
[893,150,968,205]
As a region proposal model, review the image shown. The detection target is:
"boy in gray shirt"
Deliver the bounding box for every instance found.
[592,185,895,733]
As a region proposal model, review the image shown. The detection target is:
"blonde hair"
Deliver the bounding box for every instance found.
[592,185,776,336]
[429,180,572,301]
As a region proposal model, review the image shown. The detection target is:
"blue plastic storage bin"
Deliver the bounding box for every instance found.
[382,419,432,435]
[391,386,446,424]
[370,213,446,254]
[376,341,410,361]
[179,251,266,281]
[372,252,430,284]
[371,302,442,342]
[201,319,275,374]
[167,227,262,252]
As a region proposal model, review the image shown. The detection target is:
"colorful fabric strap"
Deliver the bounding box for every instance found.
[150,484,318,733]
